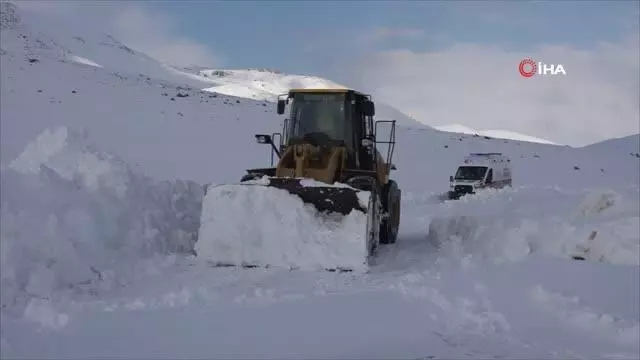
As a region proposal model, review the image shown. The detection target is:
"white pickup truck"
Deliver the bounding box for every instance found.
[447,152,512,200]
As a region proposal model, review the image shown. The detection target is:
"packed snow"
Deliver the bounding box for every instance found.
[426,187,640,266]
[1,2,639,359]
[1,126,203,312]
[197,183,370,272]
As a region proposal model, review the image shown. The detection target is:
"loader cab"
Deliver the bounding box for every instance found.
[277,89,376,169]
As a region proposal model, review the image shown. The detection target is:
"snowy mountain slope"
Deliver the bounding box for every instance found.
[0,2,210,91]
[0,52,281,183]
[434,124,557,145]
[197,68,347,100]
[0,2,284,183]
[3,33,637,193]
[3,0,636,191]
[580,133,640,154]
[171,67,427,128]
[0,1,422,130]
[1,2,639,359]
[393,127,639,192]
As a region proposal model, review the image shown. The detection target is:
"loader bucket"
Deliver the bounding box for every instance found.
[195,177,379,272]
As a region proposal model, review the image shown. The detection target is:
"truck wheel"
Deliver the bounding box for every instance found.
[380,180,400,244]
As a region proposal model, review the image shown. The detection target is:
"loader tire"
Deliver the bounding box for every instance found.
[380,180,400,244]
[345,175,383,255]
[366,180,382,256]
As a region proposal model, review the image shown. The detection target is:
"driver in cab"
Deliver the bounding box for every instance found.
[313,103,344,140]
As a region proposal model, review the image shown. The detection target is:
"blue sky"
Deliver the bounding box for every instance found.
[140,0,638,76]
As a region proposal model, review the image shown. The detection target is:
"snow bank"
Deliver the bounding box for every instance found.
[426,187,640,266]
[0,127,203,309]
[196,183,370,272]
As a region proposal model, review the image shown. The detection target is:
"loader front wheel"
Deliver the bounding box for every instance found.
[380,180,400,244]
[366,179,382,257]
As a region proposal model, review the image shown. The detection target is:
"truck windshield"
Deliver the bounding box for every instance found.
[287,93,348,144]
[455,166,487,181]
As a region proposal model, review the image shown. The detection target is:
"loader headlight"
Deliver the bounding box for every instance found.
[361,138,374,147]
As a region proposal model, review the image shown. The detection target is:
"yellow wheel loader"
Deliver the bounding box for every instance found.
[196,89,401,272]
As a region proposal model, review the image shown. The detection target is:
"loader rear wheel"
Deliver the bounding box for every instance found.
[380,180,400,244]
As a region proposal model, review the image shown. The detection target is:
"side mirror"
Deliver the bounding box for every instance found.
[255,134,273,144]
[276,99,286,115]
[390,163,397,170]
[363,100,375,117]
[449,175,454,182]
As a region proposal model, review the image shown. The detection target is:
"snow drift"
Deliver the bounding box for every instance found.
[0,127,203,309]
[196,179,371,272]
[426,187,640,266]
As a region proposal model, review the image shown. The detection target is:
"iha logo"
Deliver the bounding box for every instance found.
[518,58,567,78]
